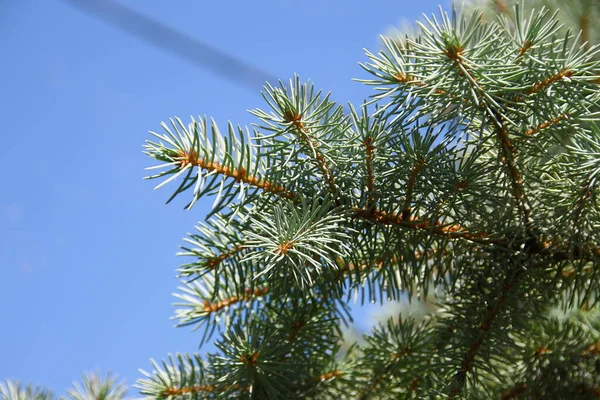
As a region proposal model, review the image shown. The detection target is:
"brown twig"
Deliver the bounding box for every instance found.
[524,114,569,136]
[394,72,468,101]
[315,370,343,382]
[177,149,295,199]
[447,271,523,399]
[443,44,535,234]
[402,157,426,221]
[518,40,532,58]
[364,136,376,207]
[202,287,269,314]
[500,383,528,400]
[204,246,245,270]
[283,109,337,195]
[492,110,533,230]
[353,207,488,243]
[432,179,469,221]
[526,69,574,96]
[162,384,250,396]
[160,368,344,397]
[358,349,420,400]
[573,181,595,234]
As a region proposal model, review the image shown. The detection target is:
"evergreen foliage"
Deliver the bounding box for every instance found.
[466,0,600,54]
[140,3,600,398]
[0,381,54,400]
[0,372,127,400]
[66,372,128,400]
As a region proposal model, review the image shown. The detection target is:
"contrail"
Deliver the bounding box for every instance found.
[64,0,279,92]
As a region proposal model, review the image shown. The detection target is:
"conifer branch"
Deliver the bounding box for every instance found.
[201,287,269,315]
[282,108,338,195]
[353,207,488,243]
[447,269,524,399]
[401,157,426,220]
[442,38,537,234]
[500,340,600,399]
[550,243,600,263]
[517,39,532,58]
[357,355,420,400]
[500,382,528,400]
[141,4,600,398]
[524,114,569,136]
[573,180,595,232]
[203,245,245,270]
[393,72,466,101]
[162,383,250,396]
[492,111,534,229]
[526,69,575,96]
[315,370,343,382]
[172,282,271,343]
[358,316,433,399]
[144,117,296,213]
[333,246,453,290]
[158,369,345,398]
[431,179,469,221]
[176,148,295,200]
[358,370,389,400]
[501,379,600,398]
[561,263,595,279]
[363,136,376,207]
[443,38,535,232]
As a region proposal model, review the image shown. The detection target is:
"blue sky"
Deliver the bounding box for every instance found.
[0,0,441,395]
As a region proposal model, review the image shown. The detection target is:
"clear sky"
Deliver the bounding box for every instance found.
[0,0,441,395]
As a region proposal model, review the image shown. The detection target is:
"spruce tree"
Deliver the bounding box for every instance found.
[138,3,600,399]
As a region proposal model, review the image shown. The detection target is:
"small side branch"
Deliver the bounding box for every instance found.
[353,206,599,265]
[573,181,596,233]
[204,246,245,270]
[432,179,469,222]
[315,370,343,382]
[514,69,574,102]
[160,369,345,397]
[524,114,569,136]
[287,320,306,344]
[333,247,454,287]
[442,43,534,233]
[493,0,510,15]
[500,341,600,399]
[357,354,420,400]
[394,72,467,101]
[363,136,376,207]
[526,69,574,96]
[353,207,488,243]
[358,365,393,400]
[283,109,338,195]
[162,384,249,396]
[500,383,528,400]
[447,271,523,399]
[517,40,532,58]
[492,111,533,230]
[178,149,295,199]
[550,242,600,264]
[402,157,426,220]
[202,287,269,314]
